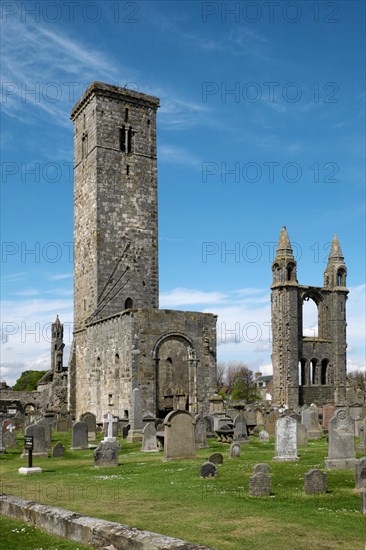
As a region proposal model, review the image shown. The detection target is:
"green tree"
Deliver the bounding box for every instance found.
[225,361,259,402]
[12,370,48,391]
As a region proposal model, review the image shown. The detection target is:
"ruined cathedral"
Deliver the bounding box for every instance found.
[67,82,217,422]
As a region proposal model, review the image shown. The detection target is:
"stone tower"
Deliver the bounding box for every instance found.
[51,315,64,373]
[68,83,217,421]
[71,82,159,330]
[271,227,348,407]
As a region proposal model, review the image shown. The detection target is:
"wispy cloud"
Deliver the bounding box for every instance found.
[159,144,201,168]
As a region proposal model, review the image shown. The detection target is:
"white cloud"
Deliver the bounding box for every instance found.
[160,288,226,307]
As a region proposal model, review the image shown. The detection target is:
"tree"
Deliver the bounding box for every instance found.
[347,370,366,391]
[12,370,48,391]
[224,361,259,402]
[216,362,226,392]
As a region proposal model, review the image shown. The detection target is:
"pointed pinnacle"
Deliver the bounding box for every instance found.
[275,226,294,258]
[328,234,344,263]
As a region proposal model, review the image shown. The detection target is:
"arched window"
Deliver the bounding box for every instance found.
[115,353,120,364]
[302,296,319,337]
[310,359,318,384]
[125,297,133,309]
[96,356,101,367]
[321,359,329,385]
[298,359,306,386]
[287,262,295,282]
[337,268,346,286]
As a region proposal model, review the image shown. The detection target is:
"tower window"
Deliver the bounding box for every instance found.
[128,127,133,153]
[120,127,126,152]
[337,268,346,286]
[82,133,88,159]
[126,164,130,176]
[125,297,133,309]
[125,108,129,122]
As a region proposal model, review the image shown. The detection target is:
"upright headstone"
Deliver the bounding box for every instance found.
[304,469,327,494]
[229,442,241,458]
[264,411,277,436]
[253,463,270,475]
[297,424,308,447]
[36,418,52,450]
[355,457,366,489]
[273,416,299,462]
[22,424,47,458]
[163,410,196,461]
[0,415,5,453]
[81,412,96,440]
[259,430,269,442]
[357,418,366,453]
[71,421,88,450]
[209,452,223,465]
[141,421,158,452]
[361,490,366,514]
[194,414,209,449]
[255,408,264,426]
[301,406,310,429]
[56,418,71,432]
[94,441,119,468]
[2,419,17,449]
[322,404,335,431]
[307,404,322,439]
[249,472,272,496]
[325,409,357,470]
[233,412,248,443]
[127,387,143,442]
[52,442,65,458]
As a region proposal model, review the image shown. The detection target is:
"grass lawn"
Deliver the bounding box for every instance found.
[0,430,365,550]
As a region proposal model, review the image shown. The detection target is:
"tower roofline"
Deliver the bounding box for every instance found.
[71,81,160,120]
[327,234,345,264]
[274,225,295,261]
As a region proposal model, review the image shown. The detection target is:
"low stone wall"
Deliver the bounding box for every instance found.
[0,494,214,549]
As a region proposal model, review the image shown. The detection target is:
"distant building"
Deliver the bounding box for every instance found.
[254,373,273,401]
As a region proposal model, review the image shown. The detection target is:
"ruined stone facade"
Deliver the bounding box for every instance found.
[68,82,217,422]
[271,227,348,408]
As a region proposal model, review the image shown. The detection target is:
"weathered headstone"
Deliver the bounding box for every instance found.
[2,420,17,449]
[200,462,217,478]
[357,418,366,453]
[233,412,248,443]
[56,418,70,432]
[36,419,52,450]
[325,409,357,470]
[264,411,277,436]
[209,452,223,465]
[244,409,257,429]
[304,469,327,494]
[307,404,322,439]
[71,421,88,450]
[355,457,366,489]
[255,408,264,426]
[229,442,241,458]
[253,463,270,475]
[297,424,308,447]
[361,490,366,514]
[0,416,5,454]
[52,442,65,458]
[273,416,298,462]
[22,424,47,458]
[163,410,196,461]
[322,404,335,431]
[127,387,143,442]
[94,441,119,468]
[141,421,158,452]
[259,430,269,442]
[249,472,272,496]
[194,414,209,449]
[301,406,310,429]
[81,412,97,440]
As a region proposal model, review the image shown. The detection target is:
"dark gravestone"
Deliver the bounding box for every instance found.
[355,457,366,489]
[71,421,88,450]
[195,414,209,449]
[209,452,223,465]
[304,469,327,494]
[233,412,248,443]
[94,441,119,468]
[200,462,217,478]
[81,412,97,440]
[122,423,130,439]
[56,418,70,432]
[249,472,272,496]
[36,419,52,450]
[253,463,270,475]
[22,424,47,458]
[52,442,65,458]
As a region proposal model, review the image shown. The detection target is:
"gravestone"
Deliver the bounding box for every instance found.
[361,490,366,514]
[307,404,322,439]
[209,394,224,413]
[22,424,47,458]
[304,469,327,494]
[13,411,26,430]
[357,418,366,453]
[56,418,70,432]
[103,412,118,443]
[94,441,119,468]
[325,409,357,470]
[349,404,363,421]
[255,408,264,426]
[141,421,158,452]
[233,412,248,443]
[36,419,52,450]
[301,406,310,429]
[264,411,277,436]
[245,409,257,429]
[52,442,65,458]
[273,416,299,462]
[71,421,88,450]
[0,416,5,453]
[2,419,17,448]
[81,412,96,440]
[259,430,269,442]
[355,457,366,489]
[297,424,308,447]
[194,414,209,449]
[200,462,217,478]
[253,463,270,475]
[205,415,214,437]
[209,452,223,465]
[163,410,196,461]
[322,404,335,431]
[229,442,241,458]
[249,472,272,496]
[127,387,143,442]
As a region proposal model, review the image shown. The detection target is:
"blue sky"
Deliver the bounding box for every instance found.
[1,0,365,385]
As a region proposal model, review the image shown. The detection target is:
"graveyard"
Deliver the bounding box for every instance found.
[1,419,365,550]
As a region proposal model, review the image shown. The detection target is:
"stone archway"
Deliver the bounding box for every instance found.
[153,333,195,418]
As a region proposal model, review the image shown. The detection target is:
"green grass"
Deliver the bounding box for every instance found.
[0,430,365,550]
[0,515,90,550]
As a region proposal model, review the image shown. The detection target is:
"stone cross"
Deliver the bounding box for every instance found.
[104,412,118,442]
[6,423,16,433]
